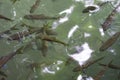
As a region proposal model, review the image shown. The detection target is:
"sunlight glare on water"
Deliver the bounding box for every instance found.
[41,60,63,74]
[68,25,79,38]
[52,5,75,29]
[77,74,94,80]
[69,42,93,65]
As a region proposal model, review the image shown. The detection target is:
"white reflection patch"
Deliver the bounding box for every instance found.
[13,8,16,17]
[68,25,79,38]
[69,42,93,65]
[99,28,105,36]
[42,67,55,74]
[52,5,75,29]
[77,74,94,80]
[41,60,63,74]
[88,25,93,28]
[84,32,91,38]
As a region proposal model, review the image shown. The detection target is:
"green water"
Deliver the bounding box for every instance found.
[0,0,120,80]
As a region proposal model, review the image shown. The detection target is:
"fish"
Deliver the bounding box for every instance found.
[24,14,60,20]
[73,56,104,72]
[0,15,13,21]
[101,2,120,31]
[0,24,18,39]
[40,40,48,57]
[41,35,68,46]
[0,71,7,77]
[93,60,112,80]
[65,57,74,65]
[30,0,41,13]
[0,46,25,68]
[10,0,20,4]
[99,63,120,70]
[0,77,5,80]
[82,1,111,13]
[82,6,97,13]
[99,32,120,51]
[93,66,108,80]
[7,31,30,41]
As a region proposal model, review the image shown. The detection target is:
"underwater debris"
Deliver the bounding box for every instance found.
[30,0,41,13]
[99,32,120,51]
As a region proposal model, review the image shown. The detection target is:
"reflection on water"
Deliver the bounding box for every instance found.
[0,0,120,80]
[52,5,75,29]
[68,42,93,65]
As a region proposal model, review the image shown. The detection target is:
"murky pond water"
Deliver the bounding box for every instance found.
[0,0,120,80]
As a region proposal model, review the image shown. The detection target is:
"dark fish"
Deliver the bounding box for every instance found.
[73,56,104,72]
[101,2,120,31]
[82,1,111,13]
[0,24,18,39]
[41,35,68,46]
[10,0,20,4]
[82,6,97,13]
[0,15,13,21]
[30,0,41,13]
[65,57,74,65]
[0,71,7,77]
[99,32,120,51]
[98,1,111,7]
[41,40,48,57]
[93,66,108,80]
[0,77,5,80]
[24,14,60,20]
[93,60,112,80]
[99,63,120,70]
[0,46,24,68]
[7,31,30,41]
[28,62,46,70]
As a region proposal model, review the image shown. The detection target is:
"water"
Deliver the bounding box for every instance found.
[0,0,120,80]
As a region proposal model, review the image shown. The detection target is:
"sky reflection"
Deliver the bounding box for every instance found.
[69,42,93,65]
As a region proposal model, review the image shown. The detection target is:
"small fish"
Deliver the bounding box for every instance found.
[0,71,7,77]
[99,32,120,51]
[0,46,25,68]
[0,24,18,39]
[0,77,5,80]
[30,0,41,13]
[82,6,97,13]
[99,63,120,70]
[7,31,30,41]
[65,57,74,65]
[10,0,20,4]
[0,15,13,21]
[93,66,108,80]
[101,2,120,31]
[41,40,48,57]
[98,1,112,7]
[24,14,60,20]
[93,60,112,80]
[73,56,104,72]
[41,35,68,46]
